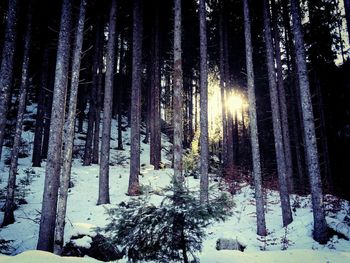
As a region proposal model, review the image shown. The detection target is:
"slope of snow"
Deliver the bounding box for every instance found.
[0,108,350,262]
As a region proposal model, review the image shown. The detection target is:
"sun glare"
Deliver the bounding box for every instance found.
[205,73,249,141]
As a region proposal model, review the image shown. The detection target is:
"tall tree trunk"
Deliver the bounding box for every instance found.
[290,0,328,243]
[98,0,117,205]
[32,47,49,167]
[37,0,72,252]
[199,0,209,203]
[41,73,53,159]
[150,0,162,169]
[0,0,17,160]
[263,0,293,227]
[173,0,184,188]
[54,0,87,254]
[84,14,103,166]
[1,6,32,227]
[117,33,125,151]
[219,11,228,168]
[271,0,294,192]
[243,0,266,237]
[128,0,143,196]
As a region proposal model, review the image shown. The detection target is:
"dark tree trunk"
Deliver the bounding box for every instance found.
[37,0,72,252]
[54,0,87,254]
[0,0,17,160]
[150,1,161,169]
[1,6,32,227]
[243,0,266,237]
[117,33,125,151]
[98,0,117,205]
[173,0,184,188]
[32,47,50,167]
[128,0,143,196]
[85,14,103,165]
[263,0,293,227]
[199,0,209,203]
[219,11,228,168]
[290,0,328,244]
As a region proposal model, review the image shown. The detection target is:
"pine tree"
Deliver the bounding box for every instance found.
[37,0,72,252]
[263,0,293,227]
[173,0,185,188]
[98,0,118,204]
[290,0,328,244]
[128,0,143,196]
[54,0,87,254]
[1,3,32,227]
[0,0,18,160]
[243,0,266,237]
[199,0,209,203]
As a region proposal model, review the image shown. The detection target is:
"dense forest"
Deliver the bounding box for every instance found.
[0,0,350,262]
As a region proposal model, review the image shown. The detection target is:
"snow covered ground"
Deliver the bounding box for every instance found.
[0,106,350,262]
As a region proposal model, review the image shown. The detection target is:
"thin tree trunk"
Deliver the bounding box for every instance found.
[117,33,125,151]
[219,11,228,168]
[98,0,117,205]
[173,0,184,189]
[37,0,72,252]
[32,47,49,167]
[150,1,161,169]
[84,15,102,166]
[199,0,209,203]
[54,0,87,254]
[0,0,17,160]
[1,6,31,227]
[271,0,294,192]
[263,0,293,227]
[243,0,267,237]
[128,0,143,196]
[290,0,328,243]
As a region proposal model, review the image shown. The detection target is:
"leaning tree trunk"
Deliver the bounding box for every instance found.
[98,0,117,205]
[271,0,294,193]
[32,46,49,167]
[0,0,17,160]
[128,0,143,196]
[263,0,293,227]
[199,0,209,204]
[54,0,87,255]
[243,0,267,237]
[1,7,32,227]
[290,0,328,244]
[173,0,184,189]
[37,0,72,252]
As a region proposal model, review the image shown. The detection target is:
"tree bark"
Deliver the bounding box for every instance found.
[173,0,184,188]
[263,0,293,227]
[150,0,162,169]
[243,0,266,237]
[271,0,294,192]
[54,0,87,254]
[290,0,328,243]
[199,0,209,203]
[32,47,49,167]
[128,0,143,196]
[98,0,118,205]
[1,5,31,227]
[0,0,17,160]
[37,0,72,252]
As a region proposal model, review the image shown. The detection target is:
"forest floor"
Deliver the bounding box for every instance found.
[0,104,350,262]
